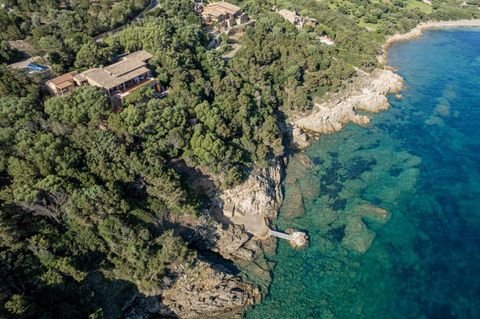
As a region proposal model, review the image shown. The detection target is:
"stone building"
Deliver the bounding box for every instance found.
[200,1,249,29]
[46,71,78,96]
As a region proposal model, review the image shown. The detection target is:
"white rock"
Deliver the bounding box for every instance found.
[294,69,404,136]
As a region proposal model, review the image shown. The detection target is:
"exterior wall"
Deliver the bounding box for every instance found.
[46,82,75,96]
[46,82,59,95]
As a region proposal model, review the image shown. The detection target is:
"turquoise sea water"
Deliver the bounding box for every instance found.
[246,29,480,319]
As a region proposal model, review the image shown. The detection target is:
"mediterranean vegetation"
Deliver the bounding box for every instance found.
[0,0,478,317]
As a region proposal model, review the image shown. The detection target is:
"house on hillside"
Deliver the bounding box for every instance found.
[74,50,162,107]
[46,71,78,95]
[278,9,304,27]
[277,9,318,28]
[200,1,249,29]
[47,50,163,107]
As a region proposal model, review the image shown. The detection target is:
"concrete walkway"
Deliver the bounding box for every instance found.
[269,230,293,241]
[269,229,308,248]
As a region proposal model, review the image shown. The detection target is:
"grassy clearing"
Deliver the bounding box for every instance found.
[406,0,433,13]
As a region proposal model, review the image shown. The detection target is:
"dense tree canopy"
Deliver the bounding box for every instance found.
[0,0,479,317]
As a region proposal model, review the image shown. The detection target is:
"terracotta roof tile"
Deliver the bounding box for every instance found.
[48,71,78,86]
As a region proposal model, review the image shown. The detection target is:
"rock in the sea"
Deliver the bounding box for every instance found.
[356,204,390,224]
[281,182,305,219]
[288,231,309,249]
[193,222,259,261]
[161,261,260,319]
[294,69,404,135]
[291,125,310,149]
[341,218,375,254]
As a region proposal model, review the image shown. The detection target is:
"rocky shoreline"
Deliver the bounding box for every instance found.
[193,32,408,319]
[127,19,480,319]
[219,19,480,317]
[188,66,407,318]
[292,19,480,148]
[291,68,404,146]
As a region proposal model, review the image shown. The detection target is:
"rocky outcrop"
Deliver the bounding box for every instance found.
[192,222,260,261]
[291,126,310,149]
[161,261,260,319]
[219,161,283,238]
[158,160,285,318]
[294,69,404,136]
[221,163,283,220]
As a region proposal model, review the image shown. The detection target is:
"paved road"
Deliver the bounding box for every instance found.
[94,0,158,42]
[7,0,158,69]
[8,56,43,69]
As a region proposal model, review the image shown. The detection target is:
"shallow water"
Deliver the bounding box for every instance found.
[245,29,480,319]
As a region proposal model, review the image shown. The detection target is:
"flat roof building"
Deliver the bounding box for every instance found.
[74,60,152,92]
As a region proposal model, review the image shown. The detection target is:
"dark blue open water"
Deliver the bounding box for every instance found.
[246,29,480,318]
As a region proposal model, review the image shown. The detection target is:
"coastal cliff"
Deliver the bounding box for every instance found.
[220,162,284,237]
